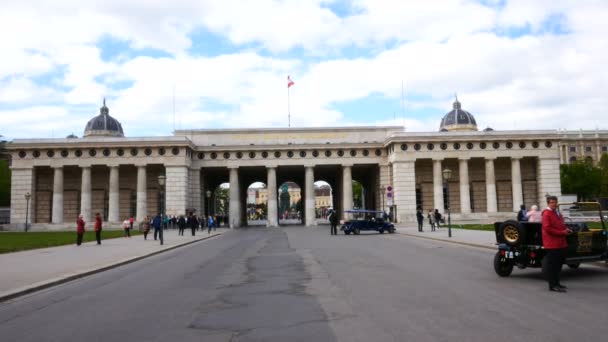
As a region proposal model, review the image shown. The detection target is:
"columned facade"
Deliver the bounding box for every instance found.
[229,167,241,228]
[136,165,147,221]
[458,158,471,215]
[485,158,497,213]
[266,167,278,227]
[51,167,64,224]
[81,166,92,223]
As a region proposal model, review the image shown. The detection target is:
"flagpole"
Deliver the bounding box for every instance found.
[288,85,291,128]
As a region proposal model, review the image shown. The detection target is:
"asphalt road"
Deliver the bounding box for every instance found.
[1,227,608,342]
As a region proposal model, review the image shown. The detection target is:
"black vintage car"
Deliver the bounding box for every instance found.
[341,210,396,235]
[493,202,608,277]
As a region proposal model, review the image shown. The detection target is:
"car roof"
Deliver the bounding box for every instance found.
[344,210,385,214]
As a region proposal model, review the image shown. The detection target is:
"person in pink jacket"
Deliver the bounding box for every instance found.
[76,214,85,246]
[526,205,542,222]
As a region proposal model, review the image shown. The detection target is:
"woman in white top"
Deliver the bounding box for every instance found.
[122,219,131,238]
[526,205,542,222]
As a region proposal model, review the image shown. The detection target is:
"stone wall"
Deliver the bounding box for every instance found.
[9,168,35,228]
[392,161,416,222]
[165,166,189,216]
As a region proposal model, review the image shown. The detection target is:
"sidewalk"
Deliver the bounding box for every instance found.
[0,229,224,302]
[396,224,497,250]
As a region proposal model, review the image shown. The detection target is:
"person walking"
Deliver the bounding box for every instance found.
[142,216,151,240]
[427,210,435,232]
[527,205,542,222]
[76,214,85,246]
[207,215,214,234]
[190,214,198,236]
[129,216,135,231]
[122,218,131,238]
[541,195,572,292]
[328,209,339,235]
[178,215,186,236]
[94,212,102,245]
[153,214,163,245]
[434,209,442,228]
[416,208,424,232]
[517,204,528,222]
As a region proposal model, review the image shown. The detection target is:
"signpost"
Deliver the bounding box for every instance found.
[386,186,393,206]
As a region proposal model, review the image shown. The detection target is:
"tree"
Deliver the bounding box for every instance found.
[600,153,608,197]
[560,161,602,201]
[352,181,363,208]
[0,135,9,206]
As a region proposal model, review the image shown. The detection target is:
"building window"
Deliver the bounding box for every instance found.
[103,149,110,157]
[60,150,68,158]
[569,156,577,163]
[519,141,526,149]
[400,144,408,151]
[532,141,539,148]
[603,146,607,152]
[440,143,447,150]
[300,151,307,157]
[569,146,576,153]
[157,148,164,156]
[585,146,592,152]
[262,151,268,158]
[172,147,180,155]
[47,150,55,158]
[363,150,369,156]
[375,149,382,156]
[349,150,356,156]
[130,148,138,156]
[466,142,474,150]
[18,151,26,158]
[224,152,231,159]
[480,142,487,149]
[337,150,344,157]
[492,142,500,149]
[312,150,319,157]
[198,152,205,159]
[145,148,152,156]
[585,156,593,164]
[506,142,513,149]
[545,141,552,148]
[237,152,243,159]
[414,144,421,151]
[211,152,217,159]
[427,143,434,151]
[274,151,281,158]
[88,149,97,157]
[75,149,83,157]
[415,188,422,209]
[453,143,461,150]
[325,150,332,157]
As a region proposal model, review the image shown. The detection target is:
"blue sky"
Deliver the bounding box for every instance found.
[0,1,606,139]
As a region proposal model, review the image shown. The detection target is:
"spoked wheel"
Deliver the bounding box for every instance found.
[493,251,514,277]
[498,220,526,247]
[379,229,385,234]
[354,228,360,235]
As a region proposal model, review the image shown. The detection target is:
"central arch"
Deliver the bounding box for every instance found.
[278,181,302,225]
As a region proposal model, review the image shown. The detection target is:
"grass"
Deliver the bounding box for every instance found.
[0,230,141,254]
[453,222,606,231]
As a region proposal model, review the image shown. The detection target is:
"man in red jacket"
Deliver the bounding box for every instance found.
[94,212,103,245]
[541,196,572,292]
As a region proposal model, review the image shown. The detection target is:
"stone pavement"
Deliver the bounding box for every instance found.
[0,229,224,302]
[396,224,497,249]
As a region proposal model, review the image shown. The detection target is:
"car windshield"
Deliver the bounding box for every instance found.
[345,210,384,220]
[558,202,606,227]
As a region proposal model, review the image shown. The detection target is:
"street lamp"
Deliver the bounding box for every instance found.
[206,190,212,219]
[24,192,31,232]
[158,175,166,228]
[442,168,453,238]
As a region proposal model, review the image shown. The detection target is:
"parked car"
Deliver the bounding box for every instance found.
[493,202,608,277]
[341,210,396,235]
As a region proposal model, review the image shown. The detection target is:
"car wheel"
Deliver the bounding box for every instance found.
[345,230,351,235]
[493,251,514,277]
[567,263,580,269]
[389,228,395,234]
[498,220,526,247]
[354,228,360,235]
[379,229,384,234]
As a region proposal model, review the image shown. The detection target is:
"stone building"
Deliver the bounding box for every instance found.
[6,99,608,230]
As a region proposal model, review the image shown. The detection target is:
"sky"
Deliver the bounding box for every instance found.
[1,0,607,139]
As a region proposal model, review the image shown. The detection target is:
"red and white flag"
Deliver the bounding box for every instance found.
[287,75,294,88]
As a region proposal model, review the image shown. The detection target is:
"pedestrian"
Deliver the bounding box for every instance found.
[76,214,85,246]
[207,215,214,234]
[527,205,542,222]
[142,215,151,240]
[153,214,163,245]
[434,209,442,228]
[517,204,528,222]
[129,216,135,230]
[427,210,435,232]
[541,195,572,292]
[178,215,186,236]
[416,208,424,232]
[328,209,338,235]
[122,218,131,237]
[190,214,198,236]
[94,212,102,245]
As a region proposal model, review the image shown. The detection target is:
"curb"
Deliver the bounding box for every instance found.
[0,233,223,303]
[397,231,495,250]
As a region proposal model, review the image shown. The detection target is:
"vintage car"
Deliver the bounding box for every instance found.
[341,210,396,235]
[493,202,608,277]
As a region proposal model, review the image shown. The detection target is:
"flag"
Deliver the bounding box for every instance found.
[287,75,294,88]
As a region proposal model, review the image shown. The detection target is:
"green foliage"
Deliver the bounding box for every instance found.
[600,153,608,197]
[214,187,229,215]
[560,161,602,201]
[352,180,363,208]
[0,230,141,254]
[0,159,9,206]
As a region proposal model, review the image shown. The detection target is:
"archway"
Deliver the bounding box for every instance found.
[208,182,229,227]
[352,180,365,210]
[278,181,302,225]
[246,182,267,226]
[314,180,334,223]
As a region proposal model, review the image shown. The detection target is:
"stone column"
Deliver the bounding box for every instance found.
[433,159,444,213]
[266,167,278,227]
[10,167,35,228]
[165,166,189,217]
[378,165,391,211]
[190,168,201,215]
[342,165,353,218]
[596,141,602,165]
[485,158,497,213]
[392,161,417,223]
[459,158,471,214]
[305,166,316,226]
[229,167,241,228]
[511,157,523,211]
[80,166,92,223]
[136,165,147,221]
[108,166,120,223]
[51,166,64,224]
[537,157,562,202]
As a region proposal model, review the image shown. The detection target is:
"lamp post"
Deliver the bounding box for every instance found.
[442,168,453,238]
[380,185,385,212]
[24,192,31,232]
[206,190,212,221]
[158,175,166,230]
